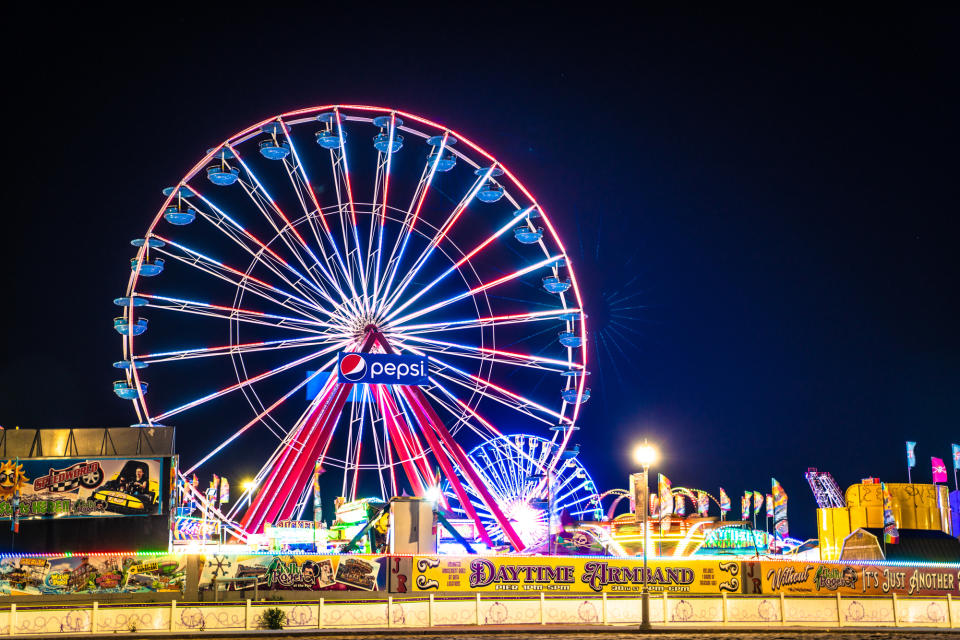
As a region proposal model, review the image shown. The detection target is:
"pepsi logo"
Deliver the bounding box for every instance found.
[339,354,367,382]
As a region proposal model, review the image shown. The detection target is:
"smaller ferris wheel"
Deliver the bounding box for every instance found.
[442,434,602,548]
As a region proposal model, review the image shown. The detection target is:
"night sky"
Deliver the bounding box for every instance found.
[3,8,958,541]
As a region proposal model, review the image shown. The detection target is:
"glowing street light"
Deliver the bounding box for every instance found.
[633,440,658,630]
[241,479,257,493]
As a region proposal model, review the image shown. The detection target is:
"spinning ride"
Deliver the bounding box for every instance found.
[114,105,589,548]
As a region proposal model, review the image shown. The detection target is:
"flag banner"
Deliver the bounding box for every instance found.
[191,474,199,491]
[675,494,685,516]
[953,443,960,471]
[772,478,789,543]
[753,491,763,513]
[658,474,673,533]
[741,493,750,521]
[219,477,230,504]
[881,482,899,544]
[697,491,709,517]
[766,493,773,517]
[11,488,20,534]
[906,441,917,468]
[932,457,948,484]
[649,493,659,519]
[719,488,730,512]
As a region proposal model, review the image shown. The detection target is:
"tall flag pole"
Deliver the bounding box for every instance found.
[719,488,730,521]
[765,493,773,541]
[906,441,917,483]
[881,482,899,544]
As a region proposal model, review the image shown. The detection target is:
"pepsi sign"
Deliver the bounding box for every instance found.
[337,352,430,386]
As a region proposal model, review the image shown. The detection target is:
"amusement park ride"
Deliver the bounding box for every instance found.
[111,105,800,557]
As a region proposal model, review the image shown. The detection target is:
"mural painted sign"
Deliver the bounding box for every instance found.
[0,554,185,596]
[200,554,383,592]
[0,457,164,520]
[745,560,960,597]
[411,556,743,594]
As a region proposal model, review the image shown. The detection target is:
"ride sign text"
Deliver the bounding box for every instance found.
[337,353,430,386]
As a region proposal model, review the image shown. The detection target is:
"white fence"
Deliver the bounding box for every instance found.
[1,592,957,634]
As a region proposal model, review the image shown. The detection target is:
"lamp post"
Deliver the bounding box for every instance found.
[633,442,658,630]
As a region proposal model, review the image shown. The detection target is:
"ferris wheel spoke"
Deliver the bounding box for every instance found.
[137,293,337,335]
[388,253,564,328]
[378,167,494,314]
[151,235,329,324]
[185,185,344,313]
[380,207,534,324]
[376,131,451,310]
[136,334,335,365]
[328,108,370,309]
[399,334,577,372]
[153,339,348,422]
[183,357,339,475]
[275,119,364,317]
[396,307,581,337]
[428,366,560,426]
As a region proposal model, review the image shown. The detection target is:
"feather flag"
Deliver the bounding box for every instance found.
[741,493,750,521]
[953,443,960,471]
[649,492,660,519]
[191,474,199,491]
[881,482,899,544]
[932,457,948,484]
[906,441,917,468]
[753,491,763,514]
[766,493,773,518]
[771,478,789,543]
[719,488,730,513]
[658,474,673,532]
[675,493,686,517]
[697,491,710,517]
[219,477,230,504]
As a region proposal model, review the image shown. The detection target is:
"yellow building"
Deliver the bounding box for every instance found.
[817,482,952,561]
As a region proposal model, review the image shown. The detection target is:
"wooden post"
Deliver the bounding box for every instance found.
[721,592,728,624]
[601,592,607,625]
[387,596,393,628]
[169,600,176,632]
[428,594,434,627]
[90,602,97,634]
[475,593,481,625]
[540,592,546,625]
[779,592,786,625]
[892,593,899,627]
[8,604,14,636]
[245,599,252,630]
[662,591,668,625]
[836,592,843,627]
[947,593,953,628]
[318,598,324,629]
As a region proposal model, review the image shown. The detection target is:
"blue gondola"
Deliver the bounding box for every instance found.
[131,257,164,276]
[560,444,581,460]
[114,317,148,336]
[558,311,580,322]
[259,139,291,160]
[162,186,194,198]
[113,296,148,307]
[373,131,404,153]
[315,129,344,149]
[561,388,590,403]
[260,122,284,135]
[427,149,456,172]
[164,205,196,225]
[427,134,458,147]
[542,275,571,294]
[372,115,404,128]
[131,238,164,249]
[207,165,240,186]
[113,380,148,400]
[477,182,503,203]
[513,226,543,244]
[558,331,582,348]
[113,360,148,370]
[206,147,236,160]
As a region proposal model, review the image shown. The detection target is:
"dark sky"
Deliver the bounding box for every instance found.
[2,8,958,540]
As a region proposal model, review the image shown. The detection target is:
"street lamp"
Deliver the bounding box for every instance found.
[633,441,658,630]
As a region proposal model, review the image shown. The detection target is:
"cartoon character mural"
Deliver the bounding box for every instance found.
[0,461,28,500]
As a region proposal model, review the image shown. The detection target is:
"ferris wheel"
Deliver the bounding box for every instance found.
[113,105,589,549]
[442,434,602,548]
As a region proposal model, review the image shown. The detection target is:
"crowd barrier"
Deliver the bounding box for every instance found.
[0,591,956,634]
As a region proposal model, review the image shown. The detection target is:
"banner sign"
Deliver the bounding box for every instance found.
[746,560,960,597]
[337,353,429,385]
[0,457,163,520]
[200,554,384,592]
[0,554,185,596]
[410,556,742,594]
